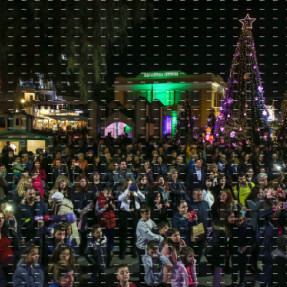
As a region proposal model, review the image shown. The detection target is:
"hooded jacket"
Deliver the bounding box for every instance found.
[171,260,189,287]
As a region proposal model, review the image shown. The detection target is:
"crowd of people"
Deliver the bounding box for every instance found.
[0,135,286,287]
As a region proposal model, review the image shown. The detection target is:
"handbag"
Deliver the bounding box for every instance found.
[190,222,205,242]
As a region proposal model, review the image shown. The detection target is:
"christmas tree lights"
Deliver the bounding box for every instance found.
[215,14,270,144]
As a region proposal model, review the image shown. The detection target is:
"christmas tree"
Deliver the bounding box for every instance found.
[215,14,270,144]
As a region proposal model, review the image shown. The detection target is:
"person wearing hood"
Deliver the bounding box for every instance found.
[272,235,287,286]
[13,244,44,287]
[51,191,80,247]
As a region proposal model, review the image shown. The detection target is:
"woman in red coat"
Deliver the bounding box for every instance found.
[96,187,116,267]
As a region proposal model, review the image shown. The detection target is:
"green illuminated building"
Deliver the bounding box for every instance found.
[100,71,226,139]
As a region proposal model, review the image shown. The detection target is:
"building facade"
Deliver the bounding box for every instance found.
[99,71,226,139]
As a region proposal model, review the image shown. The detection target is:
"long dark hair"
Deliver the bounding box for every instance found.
[0,210,9,236]
[164,228,181,253]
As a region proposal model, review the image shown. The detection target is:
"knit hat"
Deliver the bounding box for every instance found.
[129,183,138,192]
[51,191,64,202]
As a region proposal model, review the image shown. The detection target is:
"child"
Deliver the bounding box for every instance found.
[47,223,72,258]
[84,224,107,286]
[12,156,25,179]
[161,228,187,284]
[157,221,169,252]
[175,246,198,287]
[136,205,165,285]
[32,171,45,199]
[13,244,44,287]
[49,243,79,280]
[97,187,116,267]
[116,264,137,287]
[142,240,171,287]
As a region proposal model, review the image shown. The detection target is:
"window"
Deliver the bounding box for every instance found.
[189,90,200,106]
[15,118,23,126]
[0,118,5,128]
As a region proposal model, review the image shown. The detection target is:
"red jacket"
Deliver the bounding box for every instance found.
[97,193,116,229]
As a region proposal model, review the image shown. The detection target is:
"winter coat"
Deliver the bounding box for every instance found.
[272,248,287,286]
[171,260,189,287]
[245,198,264,230]
[161,239,186,283]
[13,259,44,287]
[188,199,211,232]
[205,223,229,267]
[229,222,255,255]
[85,236,107,271]
[142,252,170,286]
[97,193,116,229]
[17,199,48,241]
[172,212,197,245]
[51,193,80,245]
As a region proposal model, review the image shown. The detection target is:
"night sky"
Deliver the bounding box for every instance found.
[113,0,287,106]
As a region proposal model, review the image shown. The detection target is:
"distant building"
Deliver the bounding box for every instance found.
[97,71,226,139]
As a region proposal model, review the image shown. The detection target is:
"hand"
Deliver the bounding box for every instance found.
[240,246,247,254]
[276,202,284,210]
[157,204,163,210]
[193,214,198,221]
[183,213,192,219]
[165,202,170,208]
[104,204,109,209]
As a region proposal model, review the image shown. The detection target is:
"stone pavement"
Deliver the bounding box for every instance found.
[78,253,261,286]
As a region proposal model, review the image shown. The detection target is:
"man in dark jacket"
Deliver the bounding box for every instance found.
[186,159,206,196]
[17,187,48,243]
[113,160,134,191]
[188,188,211,265]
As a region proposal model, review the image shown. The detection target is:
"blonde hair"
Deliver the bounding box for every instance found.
[16,176,32,198]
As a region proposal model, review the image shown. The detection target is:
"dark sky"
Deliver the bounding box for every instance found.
[113,0,287,105]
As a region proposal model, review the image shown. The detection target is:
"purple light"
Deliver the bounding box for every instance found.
[220,127,225,132]
[236,52,240,56]
[255,97,258,101]
[262,110,267,116]
[230,131,236,138]
[227,114,231,118]
[250,53,253,56]
[244,40,247,43]
[253,65,256,69]
[234,80,237,83]
[239,127,243,131]
[245,104,248,108]
[258,86,263,92]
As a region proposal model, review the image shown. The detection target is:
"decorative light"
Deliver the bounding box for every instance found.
[220,127,225,132]
[230,131,236,138]
[245,104,248,108]
[253,65,257,69]
[262,110,268,116]
[250,53,253,56]
[239,127,243,131]
[240,14,256,30]
[227,114,231,118]
[258,86,263,92]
